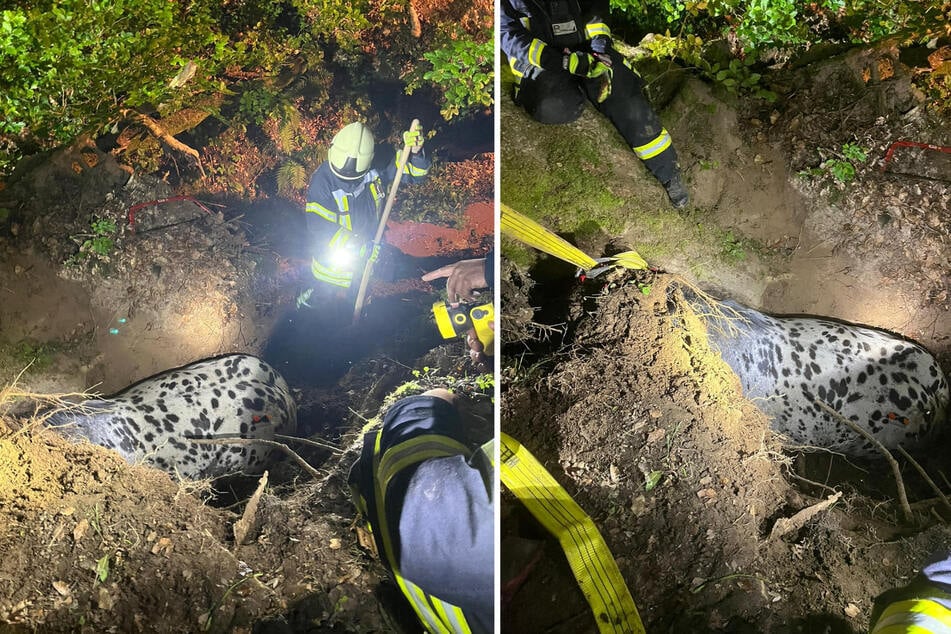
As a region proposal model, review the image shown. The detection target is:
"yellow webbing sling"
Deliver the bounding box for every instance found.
[499,432,647,634]
[500,203,648,274]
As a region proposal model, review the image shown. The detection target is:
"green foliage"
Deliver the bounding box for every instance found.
[66,216,118,266]
[610,0,944,53]
[406,29,494,120]
[277,160,308,197]
[826,159,855,182]
[644,470,664,491]
[7,339,61,371]
[238,88,282,126]
[95,554,110,584]
[841,142,867,163]
[709,57,777,101]
[799,142,868,183]
[719,230,747,262]
[0,0,235,170]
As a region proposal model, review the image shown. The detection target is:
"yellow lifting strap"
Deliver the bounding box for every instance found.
[500,203,649,275]
[499,432,647,634]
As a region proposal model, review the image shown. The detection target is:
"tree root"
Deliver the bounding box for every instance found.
[122,109,206,177]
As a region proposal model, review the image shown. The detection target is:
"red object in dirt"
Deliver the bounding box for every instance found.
[881,140,951,173]
[127,195,214,232]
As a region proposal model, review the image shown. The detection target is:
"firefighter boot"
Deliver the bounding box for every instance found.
[663,172,689,209]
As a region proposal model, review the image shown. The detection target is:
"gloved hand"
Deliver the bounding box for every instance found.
[563,51,611,79]
[359,241,381,263]
[590,35,612,55]
[594,63,613,103]
[402,128,423,153]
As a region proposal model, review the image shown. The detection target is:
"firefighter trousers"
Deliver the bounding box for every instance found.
[513,48,678,185]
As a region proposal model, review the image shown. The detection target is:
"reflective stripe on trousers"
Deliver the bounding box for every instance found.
[632,128,672,160]
[369,430,475,633]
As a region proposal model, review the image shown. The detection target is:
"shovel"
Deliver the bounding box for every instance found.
[352,118,421,323]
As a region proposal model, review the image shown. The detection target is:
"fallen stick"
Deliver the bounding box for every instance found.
[274,433,343,454]
[234,470,268,545]
[770,491,842,541]
[186,437,323,479]
[814,399,913,523]
[896,445,951,520]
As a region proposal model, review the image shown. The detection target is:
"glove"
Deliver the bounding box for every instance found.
[563,51,611,79]
[595,64,613,103]
[590,35,612,55]
[402,128,423,153]
[359,241,381,263]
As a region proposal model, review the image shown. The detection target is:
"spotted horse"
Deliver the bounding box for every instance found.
[45,354,298,479]
[674,286,949,457]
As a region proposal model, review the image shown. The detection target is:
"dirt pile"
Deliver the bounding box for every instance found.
[0,413,283,633]
[501,272,951,633]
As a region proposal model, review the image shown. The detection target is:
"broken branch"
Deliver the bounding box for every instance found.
[186,437,323,479]
[814,399,912,523]
[121,109,206,177]
[896,445,951,520]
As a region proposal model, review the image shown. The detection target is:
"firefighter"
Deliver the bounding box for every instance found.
[305,121,429,293]
[500,0,689,208]
[870,551,951,633]
[349,388,494,634]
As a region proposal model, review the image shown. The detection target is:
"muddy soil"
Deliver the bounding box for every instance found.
[500,44,950,633]
[0,123,493,631]
[501,273,951,633]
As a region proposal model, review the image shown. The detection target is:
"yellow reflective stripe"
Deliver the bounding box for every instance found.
[500,433,645,634]
[873,598,951,634]
[311,258,352,287]
[500,203,598,270]
[306,201,337,223]
[328,227,352,249]
[632,128,672,160]
[410,578,452,634]
[377,435,470,492]
[428,593,472,634]
[586,22,610,38]
[370,181,383,205]
[339,213,352,230]
[367,429,471,634]
[439,601,472,634]
[520,16,529,28]
[528,38,546,67]
[401,158,429,177]
[508,56,525,79]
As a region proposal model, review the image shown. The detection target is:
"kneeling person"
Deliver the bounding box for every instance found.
[349,389,494,633]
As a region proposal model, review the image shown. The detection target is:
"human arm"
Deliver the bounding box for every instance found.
[499,0,563,71]
[421,255,491,304]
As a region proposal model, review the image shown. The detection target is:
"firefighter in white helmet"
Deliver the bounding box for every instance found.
[305,121,429,291]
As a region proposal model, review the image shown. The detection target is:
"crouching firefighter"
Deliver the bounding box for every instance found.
[305,121,429,296]
[349,389,494,633]
[869,551,951,633]
[500,0,689,208]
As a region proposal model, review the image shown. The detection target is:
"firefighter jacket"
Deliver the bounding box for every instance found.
[870,553,951,633]
[349,395,494,633]
[305,147,429,288]
[500,0,612,81]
